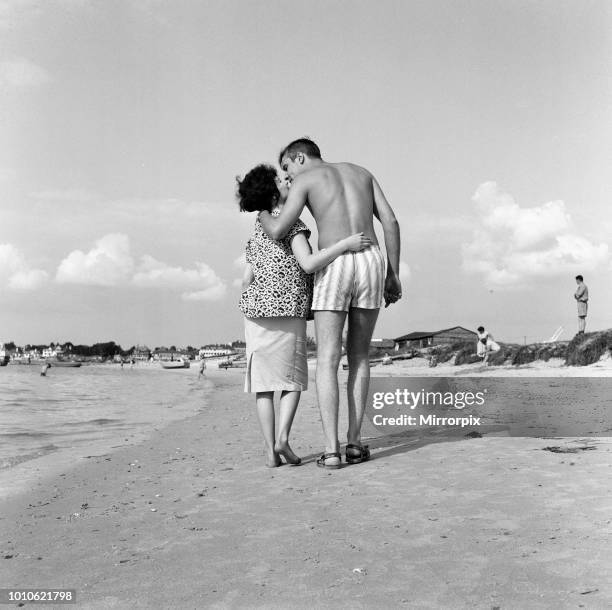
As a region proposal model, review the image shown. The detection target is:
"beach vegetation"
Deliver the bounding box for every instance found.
[416,338,574,367]
[454,343,480,365]
[486,345,511,366]
[565,330,612,366]
[511,346,537,365]
[428,341,480,363]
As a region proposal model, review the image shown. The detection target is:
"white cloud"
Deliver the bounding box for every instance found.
[132,255,226,301]
[462,182,609,288]
[9,268,48,290]
[56,234,134,286]
[55,233,228,300]
[0,243,48,290]
[0,57,51,89]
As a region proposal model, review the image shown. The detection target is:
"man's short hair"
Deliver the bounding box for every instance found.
[278,138,321,165]
[477,326,485,333]
[575,275,584,281]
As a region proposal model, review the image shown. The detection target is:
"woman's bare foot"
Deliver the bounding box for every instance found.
[265,450,281,468]
[274,442,301,465]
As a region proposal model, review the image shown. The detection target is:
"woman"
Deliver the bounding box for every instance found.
[237,164,370,467]
[476,325,500,364]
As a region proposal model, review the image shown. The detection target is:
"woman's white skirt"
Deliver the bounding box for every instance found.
[477,337,500,357]
[244,317,308,393]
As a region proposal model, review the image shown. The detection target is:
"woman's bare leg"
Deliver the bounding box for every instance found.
[275,390,301,464]
[256,391,280,467]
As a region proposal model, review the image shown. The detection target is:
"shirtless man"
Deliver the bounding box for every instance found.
[259,138,401,469]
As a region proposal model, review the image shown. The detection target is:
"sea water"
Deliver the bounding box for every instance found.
[0,364,210,471]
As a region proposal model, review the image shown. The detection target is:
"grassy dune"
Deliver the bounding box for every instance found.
[421,329,612,367]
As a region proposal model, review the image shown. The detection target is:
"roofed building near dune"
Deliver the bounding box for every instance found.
[394,326,478,349]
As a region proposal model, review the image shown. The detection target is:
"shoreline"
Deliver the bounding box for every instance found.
[2,366,611,607]
[0,366,216,501]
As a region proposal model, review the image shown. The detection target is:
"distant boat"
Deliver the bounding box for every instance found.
[218,359,247,369]
[161,359,190,369]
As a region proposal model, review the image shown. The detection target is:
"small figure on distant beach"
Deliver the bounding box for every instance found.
[574,275,588,335]
[198,358,206,377]
[476,326,500,365]
[259,139,401,469]
[237,163,371,468]
[40,362,51,376]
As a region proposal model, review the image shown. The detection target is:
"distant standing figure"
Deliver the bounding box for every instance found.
[476,326,500,365]
[574,275,588,334]
[41,362,51,376]
[199,358,206,377]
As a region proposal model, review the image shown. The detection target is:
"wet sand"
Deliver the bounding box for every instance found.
[2,365,611,608]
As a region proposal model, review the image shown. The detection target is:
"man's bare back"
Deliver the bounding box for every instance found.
[297,162,378,249]
[261,146,400,305]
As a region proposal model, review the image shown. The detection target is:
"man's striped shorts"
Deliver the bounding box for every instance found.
[312,245,385,311]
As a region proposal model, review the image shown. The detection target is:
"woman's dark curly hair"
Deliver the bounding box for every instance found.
[236,164,279,213]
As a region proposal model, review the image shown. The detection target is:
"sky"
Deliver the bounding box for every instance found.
[1,0,611,348]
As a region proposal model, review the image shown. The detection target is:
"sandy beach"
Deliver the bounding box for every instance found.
[2,362,611,609]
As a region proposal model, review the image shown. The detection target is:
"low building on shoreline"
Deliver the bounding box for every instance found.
[395,326,478,349]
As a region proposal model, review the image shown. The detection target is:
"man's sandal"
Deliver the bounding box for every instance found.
[316,452,342,469]
[345,444,371,464]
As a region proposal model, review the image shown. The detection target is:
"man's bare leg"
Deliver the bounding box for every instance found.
[314,310,347,463]
[346,307,379,447]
